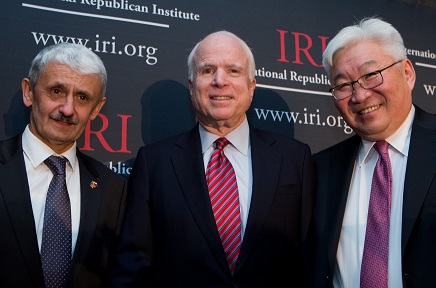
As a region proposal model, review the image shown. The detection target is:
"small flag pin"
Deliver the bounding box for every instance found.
[90,180,98,189]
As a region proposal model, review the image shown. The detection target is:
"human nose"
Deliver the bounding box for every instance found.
[348,79,366,94]
[58,94,75,116]
[212,69,228,87]
[350,81,371,102]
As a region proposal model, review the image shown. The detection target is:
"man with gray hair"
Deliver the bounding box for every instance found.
[0,42,127,287]
[313,17,436,287]
[111,31,315,287]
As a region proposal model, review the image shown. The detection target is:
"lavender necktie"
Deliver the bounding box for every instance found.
[360,141,392,288]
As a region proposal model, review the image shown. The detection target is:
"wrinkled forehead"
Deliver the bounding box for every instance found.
[330,41,391,75]
[195,35,246,65]
[332,40,388,65]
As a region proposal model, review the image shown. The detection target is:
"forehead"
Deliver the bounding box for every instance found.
[38,62,102,96]
[195,34,248,66]
[332,40,387,69]
[40,62,99,83]
[330,40,393,81]
[40,62,78,79]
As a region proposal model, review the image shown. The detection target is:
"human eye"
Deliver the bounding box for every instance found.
[228,65,242,75]
[75,93,90,105]
[199,66,215,75]
[362,71,379,81]
[50,87,65,98]
[334,82,351,91]
[230,69,242,77]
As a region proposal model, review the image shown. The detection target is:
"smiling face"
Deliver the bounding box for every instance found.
[330,40,416,141]
[188,33,256,135]
[22,62,106,154]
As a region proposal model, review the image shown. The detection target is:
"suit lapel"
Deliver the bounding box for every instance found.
[0,135,45,286]
[401,110,436,252]
[236,128,281,270]
[326,136,360,272]
[171,127,229,269]
[70,151,102,281]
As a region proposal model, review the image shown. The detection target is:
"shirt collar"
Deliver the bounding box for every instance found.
[22,125,78,171]
[199,117,250,156]
[358,105,415,166]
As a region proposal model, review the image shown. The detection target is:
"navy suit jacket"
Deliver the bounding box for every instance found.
[312,106,436,287]
[0,133,127,287]
[111,123,315,287]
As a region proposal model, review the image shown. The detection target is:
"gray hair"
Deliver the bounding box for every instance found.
[187,31,256,81]
[322,17,407,75]
[28,42,107,98]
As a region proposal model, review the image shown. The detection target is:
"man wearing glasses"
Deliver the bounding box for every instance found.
[312,17,436,288]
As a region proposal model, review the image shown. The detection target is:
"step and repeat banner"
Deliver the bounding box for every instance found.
[1,0,435,178]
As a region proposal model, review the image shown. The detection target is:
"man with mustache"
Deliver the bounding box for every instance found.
[0,42,127,287]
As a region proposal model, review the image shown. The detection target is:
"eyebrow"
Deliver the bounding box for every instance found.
[227,63,244,70]
[332,60,377,83]
[196,63,245,74]
[48,81,93,97]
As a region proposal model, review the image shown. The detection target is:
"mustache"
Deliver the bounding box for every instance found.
[50,113,79,125]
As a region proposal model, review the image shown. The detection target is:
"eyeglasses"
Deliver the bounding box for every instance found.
[329,60,403,100]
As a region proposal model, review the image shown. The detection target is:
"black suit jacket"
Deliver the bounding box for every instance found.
[312,106,436,287]
[111,123,315,287]
[0,133,127,288]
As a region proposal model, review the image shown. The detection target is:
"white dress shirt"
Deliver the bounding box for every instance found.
[200,118,252,239]
[333,106,415,288]
[22,125,81,255]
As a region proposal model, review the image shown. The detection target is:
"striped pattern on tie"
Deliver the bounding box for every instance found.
[206,137,242,274]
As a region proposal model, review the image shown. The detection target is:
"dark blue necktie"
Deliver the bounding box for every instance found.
[41,156,72,288]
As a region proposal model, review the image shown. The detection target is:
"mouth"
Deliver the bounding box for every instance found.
[210,96,231,100]
[57,119,74,125]
[359,105,381,115]
[50,114,78,125]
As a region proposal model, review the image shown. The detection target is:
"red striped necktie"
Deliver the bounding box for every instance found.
[206,137,242,274]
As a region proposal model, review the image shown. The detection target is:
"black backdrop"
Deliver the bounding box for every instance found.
[1,0,435,177]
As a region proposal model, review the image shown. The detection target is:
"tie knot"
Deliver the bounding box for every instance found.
[44,155,67,175]
[374,140,389,155]
[214,137,230,150]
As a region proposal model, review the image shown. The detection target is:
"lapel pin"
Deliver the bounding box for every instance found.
[90,180,98,189]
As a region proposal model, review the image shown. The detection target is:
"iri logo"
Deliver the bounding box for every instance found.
[276,29,328,67]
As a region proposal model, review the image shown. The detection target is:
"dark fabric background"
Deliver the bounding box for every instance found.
[1,0,435,177]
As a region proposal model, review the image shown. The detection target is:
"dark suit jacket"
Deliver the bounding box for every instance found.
[111,123,315,287]
[0,133,127,288]
[312,106,436,288]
